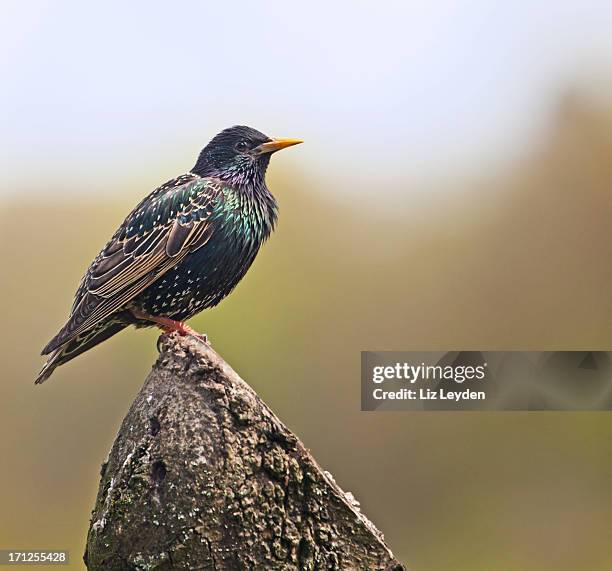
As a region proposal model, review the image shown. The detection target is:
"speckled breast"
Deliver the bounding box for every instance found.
[133,225,262,321]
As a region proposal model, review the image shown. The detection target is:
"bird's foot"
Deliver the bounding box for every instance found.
[131,309,208,344]
[157,319,209,344]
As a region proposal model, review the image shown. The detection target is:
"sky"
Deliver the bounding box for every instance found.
[3,1,612,197]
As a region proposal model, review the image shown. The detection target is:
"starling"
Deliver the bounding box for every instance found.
[37,126,302,384]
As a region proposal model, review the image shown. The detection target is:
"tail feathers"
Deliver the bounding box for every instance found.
[35,349,64,384]
[41,315,85,355]
[36,320,128,384]
[41,293,103,355]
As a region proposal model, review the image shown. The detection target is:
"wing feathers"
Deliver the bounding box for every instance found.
[91,248,126,277]
[42,176,222,354]
[166,220,195,257]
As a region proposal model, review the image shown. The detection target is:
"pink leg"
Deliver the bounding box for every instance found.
[131,308,208,342]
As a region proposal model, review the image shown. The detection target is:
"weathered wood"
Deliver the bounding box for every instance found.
[85,333,405,570]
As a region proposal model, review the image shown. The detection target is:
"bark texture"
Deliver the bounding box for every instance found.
[85,333,405,571]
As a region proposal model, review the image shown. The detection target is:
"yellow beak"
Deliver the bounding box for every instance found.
[254,138,303,154]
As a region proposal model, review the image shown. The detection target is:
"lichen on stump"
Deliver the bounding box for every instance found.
[85,333,405,570]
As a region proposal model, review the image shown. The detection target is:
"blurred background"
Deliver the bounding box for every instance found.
[2,1,612,569]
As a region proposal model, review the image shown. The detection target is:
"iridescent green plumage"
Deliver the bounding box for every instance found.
[37,126,299,384]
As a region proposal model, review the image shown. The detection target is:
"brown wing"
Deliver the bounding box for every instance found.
[42,175,222,355]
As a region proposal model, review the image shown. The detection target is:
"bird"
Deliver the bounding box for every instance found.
[36,125,302,384]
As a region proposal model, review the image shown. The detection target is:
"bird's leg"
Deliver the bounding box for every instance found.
[130,308,208,343]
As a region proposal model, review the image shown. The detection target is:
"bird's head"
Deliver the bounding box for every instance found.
[192,125,302,185]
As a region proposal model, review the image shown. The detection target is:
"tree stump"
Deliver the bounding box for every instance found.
[84,333,405,570]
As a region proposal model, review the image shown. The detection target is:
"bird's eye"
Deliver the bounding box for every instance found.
[235,140,249,152]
